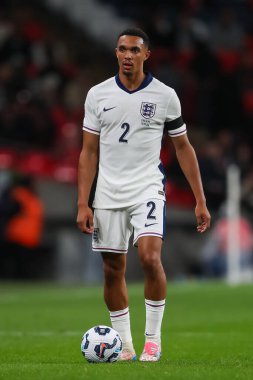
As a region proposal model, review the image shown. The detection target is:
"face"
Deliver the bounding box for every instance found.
[115,35,150,77]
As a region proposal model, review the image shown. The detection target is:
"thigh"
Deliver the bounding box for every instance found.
[101,251,127,272]
[92,208,133,254]
[130,199,166,247]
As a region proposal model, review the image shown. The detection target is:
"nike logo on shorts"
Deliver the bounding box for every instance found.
[103,106,116,112]
[145,222,158,227]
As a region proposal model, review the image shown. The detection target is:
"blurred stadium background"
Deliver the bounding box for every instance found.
[0,0,253,284]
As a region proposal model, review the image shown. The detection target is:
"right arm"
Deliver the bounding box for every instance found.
[76,131,99,233]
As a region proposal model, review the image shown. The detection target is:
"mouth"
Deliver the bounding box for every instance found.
[122,61,133,70]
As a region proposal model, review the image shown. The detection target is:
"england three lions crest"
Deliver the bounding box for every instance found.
[140,102,156,119]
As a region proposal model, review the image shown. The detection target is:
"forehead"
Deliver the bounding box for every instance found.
[117,35,145,48]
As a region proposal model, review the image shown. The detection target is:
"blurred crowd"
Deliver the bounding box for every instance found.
[0,0,114,184]
[0,0,253,216]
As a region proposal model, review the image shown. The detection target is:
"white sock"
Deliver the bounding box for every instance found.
[145,299,166,346]
[109,307,134,351]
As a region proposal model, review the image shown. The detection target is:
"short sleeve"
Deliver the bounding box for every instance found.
[164,90,187,138]
[83,89,101,135]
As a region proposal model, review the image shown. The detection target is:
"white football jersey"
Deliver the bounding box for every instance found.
[83,73,186,209]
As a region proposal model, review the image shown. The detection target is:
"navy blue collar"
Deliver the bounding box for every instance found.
[115,72,153,94]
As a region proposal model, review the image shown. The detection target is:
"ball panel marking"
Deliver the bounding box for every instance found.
[81,325,122,363]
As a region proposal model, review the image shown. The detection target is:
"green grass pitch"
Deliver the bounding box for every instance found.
[0,281,252,380]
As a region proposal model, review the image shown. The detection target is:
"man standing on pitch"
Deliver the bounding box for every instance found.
[77,28,211,361]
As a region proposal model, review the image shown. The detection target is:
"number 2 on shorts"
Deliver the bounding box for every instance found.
[147,201,156,220]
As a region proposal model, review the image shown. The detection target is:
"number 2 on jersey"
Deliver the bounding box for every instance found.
[119,123,130,143]
[147,201,156,219]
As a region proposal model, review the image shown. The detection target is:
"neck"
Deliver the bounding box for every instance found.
[118,71,146,91]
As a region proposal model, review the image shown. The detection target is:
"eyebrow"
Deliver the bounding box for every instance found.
[118,45,141,50]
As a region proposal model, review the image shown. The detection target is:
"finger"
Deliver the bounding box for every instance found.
[197,225,205,233]
[202,214,211,229]
[84,228,93,234]
[196,215,204,227]
[83,215,94,234]
[197,224,207,233]
[77,220,91,234]
[196,217,210,233]
[87,213,94,233]
[88,213,94,229]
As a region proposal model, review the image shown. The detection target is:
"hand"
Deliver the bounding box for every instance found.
[195,202,211,233]
[76,206,94,234]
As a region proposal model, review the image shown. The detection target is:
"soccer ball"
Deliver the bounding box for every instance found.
[81,325,122,363]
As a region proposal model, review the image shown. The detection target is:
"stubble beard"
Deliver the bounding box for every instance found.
[122,70,133,77]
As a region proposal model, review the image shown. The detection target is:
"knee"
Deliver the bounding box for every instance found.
[139,249,162,273]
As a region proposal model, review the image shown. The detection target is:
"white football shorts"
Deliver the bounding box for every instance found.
[92,199,166,254]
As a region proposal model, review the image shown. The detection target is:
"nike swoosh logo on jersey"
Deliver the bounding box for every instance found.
[145,222,158,227]
[103,106,116,112]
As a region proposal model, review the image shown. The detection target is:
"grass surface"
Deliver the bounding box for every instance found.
[0,281,253,380]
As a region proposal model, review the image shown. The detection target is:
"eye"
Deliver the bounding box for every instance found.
[131,47,140,53]
[119,46,126,52]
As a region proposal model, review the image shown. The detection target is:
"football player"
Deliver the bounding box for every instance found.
[77,28,211,362]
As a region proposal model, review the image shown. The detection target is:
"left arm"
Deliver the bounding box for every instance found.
[170,134,211,233]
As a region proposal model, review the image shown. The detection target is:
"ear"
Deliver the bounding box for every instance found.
[115,47,118,58]
[144,50,151,61]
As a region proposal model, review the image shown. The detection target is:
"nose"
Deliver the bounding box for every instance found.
[125,49,132,59]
